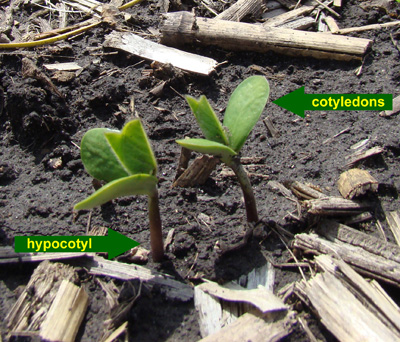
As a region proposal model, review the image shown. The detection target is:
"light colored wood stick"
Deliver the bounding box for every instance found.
[215,0,262,21]
[324,16,339,33]
[104,30,217,75]
[295,255,400,341]
[293,226,400,286]
[386,211,400,246]
[6,261,81,336]
[82,255,193,301]
[160,12,372,61]
[287,181,326,200]
[316,255,400,334]
[0,248,91,264]
[280,17,315,30]
[314,0,340,18]
[263,5,315,27]
[305,197,369,215]
[319,220,400,264]
[333,0,342,7]
[40,280,89,342]
[336,21,400,35]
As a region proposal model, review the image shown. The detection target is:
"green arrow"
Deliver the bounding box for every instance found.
[14,228,140,259]
[273,86,393,118]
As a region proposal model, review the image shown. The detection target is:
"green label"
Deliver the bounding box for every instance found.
[273,87,393,117]
[14,228,139,259]
[309,94,392,111]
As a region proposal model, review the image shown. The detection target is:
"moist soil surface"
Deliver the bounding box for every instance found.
[1,0,400,341]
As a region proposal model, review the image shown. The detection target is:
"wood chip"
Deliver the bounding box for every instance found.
[40,280,89,342]
[333,0,342,7]
[293,221,400,286]
[103,31,217,76]
[380,94,400,117]
[6,261,83,339]
[337,168,379,199]
[198,281,287,314]
[43,62,82,71]
[195,279,289,339]
[263,5,315,27]
[198,312,296,342]
[173,155,220,187]
[102,322,128,342]
[280,17,316,30]
[82,255,193,301]
[295,255,400,342]
[263,117,280,137]
[346,146,384,167]
[386,210,400,246]
[286,180,326,200]
[324,16,340,33]
[215,0,262,21]
[268,181,296,200]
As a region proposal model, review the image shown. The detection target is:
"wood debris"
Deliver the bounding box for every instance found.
[293,220,400,286]
[268,181,296,200]
[295,254,400,341]
[215,0,262,21]
[263,5,315,27]
[346,146,384,167]
[197,281,287,315]
[160,12,372,61]
[386,210,400,246]
[99,280,141,342]
[0,247,89,264]
[198,312,296,342]
[380,94,400,117]
[40,280,89,342]
[286,180,326,200]
[324,16,339,33]
[103,31,217,75]
[263,117,280,137]
[337,168,379,199]
[82,254,193,301]
[195,278,292,341]
[173,154,220,187]
[22,57,64,98]
[6,261,88,342]
[335,20,400,35]
[43,62,83,71]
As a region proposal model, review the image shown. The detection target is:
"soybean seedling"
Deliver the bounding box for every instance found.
[74,119,164,261]
[176,76,270,224]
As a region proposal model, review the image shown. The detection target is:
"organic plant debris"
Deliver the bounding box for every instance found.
[1,0,400,341]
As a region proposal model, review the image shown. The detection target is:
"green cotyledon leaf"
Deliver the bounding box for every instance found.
[223,76,270,152]
[80,127,130,183]
[80,120,157,183]
[176,138,237,161]
[74,174,158,211]
[105,120,157,176]
[186,95,229,145]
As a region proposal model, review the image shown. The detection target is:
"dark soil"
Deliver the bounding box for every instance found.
[1,0,400,341]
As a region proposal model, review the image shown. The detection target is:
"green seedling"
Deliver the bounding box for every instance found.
[176,76,270,223]
[74,119,164,261]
